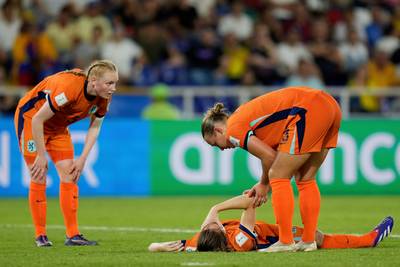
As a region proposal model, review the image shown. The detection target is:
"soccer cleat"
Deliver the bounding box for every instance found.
[65,234,98,246]
[294,240,317,252]
[258,241,296,253]
[35,235,53,247]
[372,216,394,247]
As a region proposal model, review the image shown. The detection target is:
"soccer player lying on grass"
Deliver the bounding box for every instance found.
[148,195,394,252]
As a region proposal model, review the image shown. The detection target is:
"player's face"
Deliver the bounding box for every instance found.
[94,71,119,99]
[204,127,234,151]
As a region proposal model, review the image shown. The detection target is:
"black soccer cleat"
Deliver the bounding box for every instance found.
[373,216,394,247]
[65,234,98,246]
[35,235,53,247]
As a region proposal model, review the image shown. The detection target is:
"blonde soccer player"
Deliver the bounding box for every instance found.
[14,60,118,246]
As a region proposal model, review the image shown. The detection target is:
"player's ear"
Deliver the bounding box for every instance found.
[214,126,224,135]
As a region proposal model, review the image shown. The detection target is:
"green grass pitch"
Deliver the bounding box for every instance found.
[0,196,399,267]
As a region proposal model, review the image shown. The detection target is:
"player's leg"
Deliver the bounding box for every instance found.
[319,216,394,249]
[15,114,52,247]
[293,149,329,251]
[48,132,97,246]
[262,152,311,252]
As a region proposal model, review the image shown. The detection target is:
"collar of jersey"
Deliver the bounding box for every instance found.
[84,80,96,102]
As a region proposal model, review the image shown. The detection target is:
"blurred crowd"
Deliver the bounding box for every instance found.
[1,0,400,114]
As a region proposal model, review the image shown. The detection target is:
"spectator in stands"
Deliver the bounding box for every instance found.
[45,4,77,66]
[276,27,312,76]
[365,5,389,49]
[338,28,369,75]
[217,0,253,41]
[159,44,188,85]
[362,47,400,112]
[11,21,58,85]
[141,83,180,120]
[72,25,103,69]
[220,33,249,84]
[308,18,347,85]
[100,23,143,85]
[137,21,168,65]
[0,66,18,115]
[247,23,280,85]
[284,58,325,89]
[186,27,222,85]
[0,0,22,79]
[74,1,112,44]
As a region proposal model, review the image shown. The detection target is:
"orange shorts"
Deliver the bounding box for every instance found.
[278,91,342,154]
[14,108,74,165]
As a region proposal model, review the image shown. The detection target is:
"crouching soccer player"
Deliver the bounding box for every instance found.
[148,195,394,252]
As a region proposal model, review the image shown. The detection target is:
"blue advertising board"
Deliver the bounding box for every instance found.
[0,117,150,196]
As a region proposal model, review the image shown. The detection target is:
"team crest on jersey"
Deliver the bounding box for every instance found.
[89,105,98,115]
[55,92,68,106]
[27,140,36,153]
[229,136,240,147]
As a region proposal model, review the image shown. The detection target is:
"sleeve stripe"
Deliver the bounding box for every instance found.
[239,224,257,240]
[46,94,57,113]
[243,130,254,151]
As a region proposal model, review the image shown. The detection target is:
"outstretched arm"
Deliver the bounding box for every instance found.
[148,241,184,252]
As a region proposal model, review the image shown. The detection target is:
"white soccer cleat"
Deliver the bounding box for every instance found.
[258,241,296,253]
[294,240,317,252]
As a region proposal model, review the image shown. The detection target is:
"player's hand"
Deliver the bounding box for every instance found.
[246,182,269,208]
[31,155,48,181]
[69,157,86,183]
[148,241,184,252]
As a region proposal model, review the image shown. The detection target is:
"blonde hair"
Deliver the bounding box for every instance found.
[201,103,229,137]
[86,59,118,79]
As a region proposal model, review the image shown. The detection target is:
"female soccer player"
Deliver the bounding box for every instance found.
[14,60,118,247]
[148,194,394,252]
[200,86,342,252]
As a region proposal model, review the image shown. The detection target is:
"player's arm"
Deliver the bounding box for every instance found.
[148,241,184,252]
[69,115,104,182]
[31,102,55,180]
[200,195,254,230]
[246,136,277,207]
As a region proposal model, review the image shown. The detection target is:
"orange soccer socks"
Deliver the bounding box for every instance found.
[29,181,47,237]
[60,182,80,238]
[321,232,376,249]
[270,179,294,244]
[296,179,321,242]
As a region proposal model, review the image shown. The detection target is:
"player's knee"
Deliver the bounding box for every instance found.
[269,166,293,179]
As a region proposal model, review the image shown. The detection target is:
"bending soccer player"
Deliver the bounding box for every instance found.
[201,87,343,252]
[14,60,118,247]
[148,195,394,252]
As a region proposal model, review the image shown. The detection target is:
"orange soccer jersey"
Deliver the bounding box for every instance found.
[14,69,109,164]
[182,220,303,252]
[226,87,342,154]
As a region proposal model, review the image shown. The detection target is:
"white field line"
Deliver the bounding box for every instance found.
[0,224,399,238]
